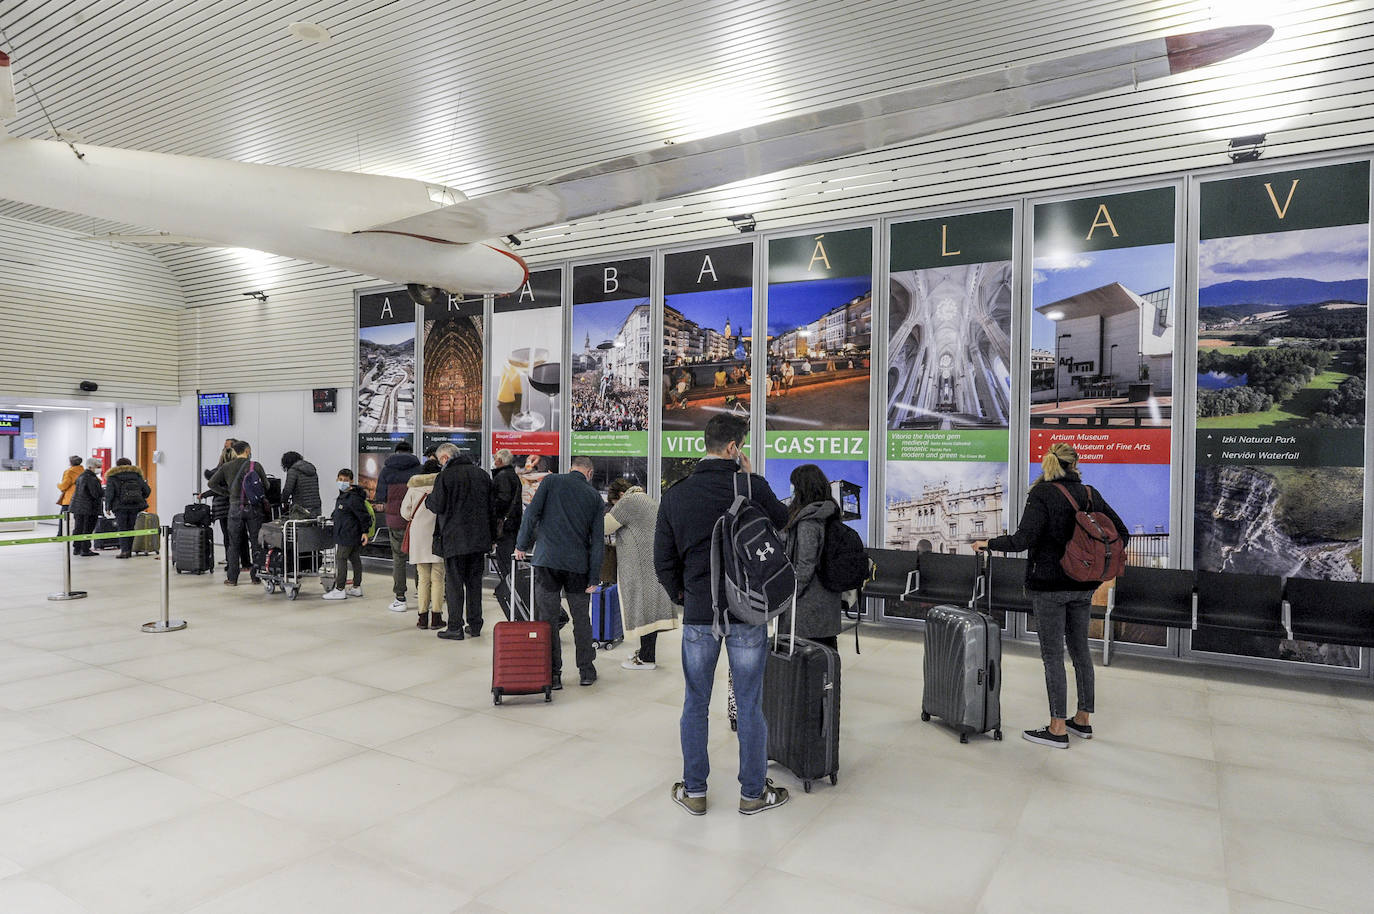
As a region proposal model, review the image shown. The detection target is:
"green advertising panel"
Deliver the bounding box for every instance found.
[1193,160,1371,667]
[885,208,1013,562]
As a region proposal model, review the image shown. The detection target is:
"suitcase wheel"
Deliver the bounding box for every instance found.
[920,711,931,722]
[492,689,503,706]
[959,733,969,744]
[544,687,552,702]
[803,780,812,793]
[830,773,838,786]
[287,587,300,601]
[729,719,738,732]
[993,729,1003,741]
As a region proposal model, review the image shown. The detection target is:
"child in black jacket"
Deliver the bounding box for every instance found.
[325,468,372,600]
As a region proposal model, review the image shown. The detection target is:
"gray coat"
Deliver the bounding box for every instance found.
[607,490,679,637]
[782,499,844,639]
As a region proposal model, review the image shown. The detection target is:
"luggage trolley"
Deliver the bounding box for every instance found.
[259,517,335,600]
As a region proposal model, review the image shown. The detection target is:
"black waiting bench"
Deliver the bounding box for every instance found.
[863,547,1374,659]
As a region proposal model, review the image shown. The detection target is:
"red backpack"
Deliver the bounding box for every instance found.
[1052,483,1126,582]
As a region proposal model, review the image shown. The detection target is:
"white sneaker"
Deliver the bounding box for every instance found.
[388,599,408,612]
[322,589,347,601]
[621,652,657,671]
[345,586,364,597]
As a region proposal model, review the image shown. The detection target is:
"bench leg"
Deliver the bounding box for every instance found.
[1102,607,1113,666]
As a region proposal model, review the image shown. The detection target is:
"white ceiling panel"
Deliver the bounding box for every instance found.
[0,0,1368,299]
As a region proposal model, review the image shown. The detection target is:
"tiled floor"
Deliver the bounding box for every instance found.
[1,541,1373,913]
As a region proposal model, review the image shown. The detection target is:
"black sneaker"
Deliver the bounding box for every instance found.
[436,629,465,641]
[1022,727,1069,749]
[464,624,482,638]
[579,671,597,687]
[1065,719,1094,739]
[551,675,563,691]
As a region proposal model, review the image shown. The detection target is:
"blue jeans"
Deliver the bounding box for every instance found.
[680,622,768,800]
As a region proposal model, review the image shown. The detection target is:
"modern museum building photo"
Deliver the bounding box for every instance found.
[2,2,1374,912]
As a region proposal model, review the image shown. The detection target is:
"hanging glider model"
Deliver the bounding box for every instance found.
[0,25,1270,297]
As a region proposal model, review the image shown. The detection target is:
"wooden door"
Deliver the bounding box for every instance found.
[137,427,157,514]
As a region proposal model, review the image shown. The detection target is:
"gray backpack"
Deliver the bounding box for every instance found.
[709,474,797,638]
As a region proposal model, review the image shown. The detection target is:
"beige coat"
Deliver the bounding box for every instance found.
[399,473,441,564]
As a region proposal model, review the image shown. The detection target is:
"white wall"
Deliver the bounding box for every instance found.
[196,388,356,487]
[0,214,183,404]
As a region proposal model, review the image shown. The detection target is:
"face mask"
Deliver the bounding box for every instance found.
[336,481,350,492]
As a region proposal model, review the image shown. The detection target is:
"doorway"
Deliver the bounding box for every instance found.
[136,427,157,514]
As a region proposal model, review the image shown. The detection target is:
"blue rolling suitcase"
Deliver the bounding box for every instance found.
[590,584,624,650]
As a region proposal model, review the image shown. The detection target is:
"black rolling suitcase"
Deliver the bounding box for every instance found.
[172,522,215,574]
[763,631,841,793]
[93,515,120,550]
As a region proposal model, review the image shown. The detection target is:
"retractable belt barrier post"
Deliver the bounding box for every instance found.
[0,518,188,633]
[142,526,186,633]
[49,512,87,602]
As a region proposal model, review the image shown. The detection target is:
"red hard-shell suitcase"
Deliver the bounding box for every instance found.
[491,560,553,705]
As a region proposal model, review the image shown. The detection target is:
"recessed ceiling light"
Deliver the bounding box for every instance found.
[288,22,332,44]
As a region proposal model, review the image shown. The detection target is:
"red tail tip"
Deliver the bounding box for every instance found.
[1166,25,1273,74]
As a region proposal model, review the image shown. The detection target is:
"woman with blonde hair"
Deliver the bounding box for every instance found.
[604,477,680,671]
[975,443,1128,750]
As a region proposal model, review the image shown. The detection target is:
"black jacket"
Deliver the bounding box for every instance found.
[281,459,322,515]
[491,464,522,543]
[654,458,788,626]
[103,465,150,513]
[375,453,422,530]
[427,456,495,557]
[331,484,372,547]
[515,471,604,576]
[206,456,250,518]
[69,470,103,516]
[987,472,1131,591]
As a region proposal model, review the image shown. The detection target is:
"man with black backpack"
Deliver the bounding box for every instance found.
[207,440,269,586]
[654,413,791,817]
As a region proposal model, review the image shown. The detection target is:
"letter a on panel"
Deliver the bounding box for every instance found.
[1085,205,1119,240]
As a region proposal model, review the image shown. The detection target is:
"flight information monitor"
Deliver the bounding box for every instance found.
[198,393,233,427]
[0,412,19,435]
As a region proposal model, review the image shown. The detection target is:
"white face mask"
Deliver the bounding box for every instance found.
[336,481,350,492]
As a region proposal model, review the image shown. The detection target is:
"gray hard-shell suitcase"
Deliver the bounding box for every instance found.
[921,600,1003,743]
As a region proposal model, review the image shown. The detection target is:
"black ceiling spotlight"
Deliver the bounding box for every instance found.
[242,291,268,303]
[727,213,756,233]
[1227,133,1266,163]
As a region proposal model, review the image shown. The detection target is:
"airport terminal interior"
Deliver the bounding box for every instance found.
[2,2,1374,912]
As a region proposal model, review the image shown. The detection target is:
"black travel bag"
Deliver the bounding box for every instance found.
[172,523,215,574]
[763,630,841,793]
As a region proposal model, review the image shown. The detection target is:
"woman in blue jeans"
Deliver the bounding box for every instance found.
[976,443,1129,749]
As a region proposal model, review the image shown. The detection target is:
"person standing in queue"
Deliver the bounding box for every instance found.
[605,477,679,672]
[975,442,1129,749]
[514,455,604,689]
[280,451,322,517]
[780,463,844,650]
[428,443,494,640]
[655,414,790,817]
[206,440,255,583]
[204,442,240,571]
[489,449,523,620]
[69,457,104,557]
[400,458,445,629]
[374,440,423,613]
[56,455,82,514]
[324,468,371,600]
[103,457,150,560]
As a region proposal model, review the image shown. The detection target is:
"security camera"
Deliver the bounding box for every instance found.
[79,380,98,392]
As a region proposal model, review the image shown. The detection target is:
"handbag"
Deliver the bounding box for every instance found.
[599,540,618,584]
[401,494,427,554]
